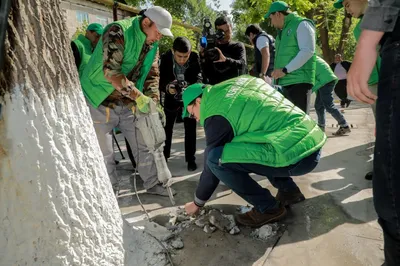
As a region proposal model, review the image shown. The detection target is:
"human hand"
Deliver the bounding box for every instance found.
[271,69,286,79]
[347,30,381,104]
[213,47,226,63]
[136,94,151,113]
[185,201,200,216]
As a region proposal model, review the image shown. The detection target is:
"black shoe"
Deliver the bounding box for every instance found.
[187,161,197,171]
[276,188,305,207]
[332,126,351,136]
[365,171,373,180]
[346,99,352,108]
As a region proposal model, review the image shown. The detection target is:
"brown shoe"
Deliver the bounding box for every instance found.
[235,205,287,227]
[276,189,305,207]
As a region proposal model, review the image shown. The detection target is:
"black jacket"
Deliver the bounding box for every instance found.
[330,61,352,72]
[201,41,247,85]
[159,50,202,110]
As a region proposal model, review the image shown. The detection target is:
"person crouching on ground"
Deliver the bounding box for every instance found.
[183,76,326,227]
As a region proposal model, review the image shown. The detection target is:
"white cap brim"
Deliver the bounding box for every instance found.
[159,27,173,37]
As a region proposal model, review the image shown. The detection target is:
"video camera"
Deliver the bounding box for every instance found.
[200,18,225,62]
[171,73,187,103]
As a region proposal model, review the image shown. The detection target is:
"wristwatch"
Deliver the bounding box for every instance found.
[282,67,288,74]
[259,73,266,78]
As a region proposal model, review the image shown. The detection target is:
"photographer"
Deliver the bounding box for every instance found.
[160,37,202,171]
[201,16,247,85]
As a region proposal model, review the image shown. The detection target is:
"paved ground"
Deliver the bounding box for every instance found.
[115,101,384,266]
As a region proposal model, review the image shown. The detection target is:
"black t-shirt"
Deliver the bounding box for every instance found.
[201,41,247,85]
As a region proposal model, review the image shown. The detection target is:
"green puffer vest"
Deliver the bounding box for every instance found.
[81,16,159,108]
[275,13,316,86]
[200,75,326,167]
[72,34,93,77]
[353,19,381,86]
[312,56,338,93]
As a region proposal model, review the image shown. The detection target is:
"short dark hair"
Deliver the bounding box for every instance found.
[245,24,262,36]
[215,16,230,27]
[188,94,203,106]
[173,37,192,53]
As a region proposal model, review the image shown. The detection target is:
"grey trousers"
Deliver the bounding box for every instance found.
[88,103,160,190]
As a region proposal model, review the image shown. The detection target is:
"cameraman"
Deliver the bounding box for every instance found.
[160,37,202,171]
[201,16,247,85]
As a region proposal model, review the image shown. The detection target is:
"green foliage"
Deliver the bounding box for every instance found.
[158,17,198,55]
[72,21,89,40]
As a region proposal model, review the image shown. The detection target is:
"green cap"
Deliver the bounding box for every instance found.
[182,83,205,119]
[87,23,104,35]
[333,0,344,9]
[264,1,289,19]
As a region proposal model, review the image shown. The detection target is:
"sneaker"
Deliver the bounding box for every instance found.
[146,184,177,197]
[346,99,352,108]
[187,161,197,171]
[276,188,305,207]
[365,171,373,180]
[235,205,287,227]
[333,126,351,136]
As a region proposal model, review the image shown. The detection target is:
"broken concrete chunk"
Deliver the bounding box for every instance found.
[168,216,177,226]
[251,224,276,240]
[209,210,231,232]
[229,226,240,235]
[223,214,236,231]
[195,216,209,228]
[139,221,175,242]
[170,238,184,249]
[200,210,206,216]
[203,225,217,234]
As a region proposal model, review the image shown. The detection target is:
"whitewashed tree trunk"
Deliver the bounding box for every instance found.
[0,1,125,265]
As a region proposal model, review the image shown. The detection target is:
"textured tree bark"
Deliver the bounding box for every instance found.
[337,11,353,57]
[0,0,125,265]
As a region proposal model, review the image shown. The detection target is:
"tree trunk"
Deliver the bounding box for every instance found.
[319,25,335,63]
[0,0,125,264]
[337,10,353,56]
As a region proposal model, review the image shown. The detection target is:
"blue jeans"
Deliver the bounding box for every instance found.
[374,38,400,266]
[207,147,321,213]
[315,81,348,128]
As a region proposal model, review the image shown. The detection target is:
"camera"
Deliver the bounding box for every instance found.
[172,74,187,103]
[200,18,225,62]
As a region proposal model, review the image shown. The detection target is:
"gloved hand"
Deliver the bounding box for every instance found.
[156,104,166,127]
[136,94,151,114]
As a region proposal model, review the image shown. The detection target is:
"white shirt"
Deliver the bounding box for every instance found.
[285,21,316,73]
[334,63,347,80]
[256,35,269,52]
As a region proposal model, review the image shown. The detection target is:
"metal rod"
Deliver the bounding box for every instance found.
[112,132,125,159]
[112,1,118,21]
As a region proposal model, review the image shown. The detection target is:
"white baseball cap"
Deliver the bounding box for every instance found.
[143,6,173,37]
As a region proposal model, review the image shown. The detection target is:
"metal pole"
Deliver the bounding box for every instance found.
[112,1,118,21]
[112,132,125,159]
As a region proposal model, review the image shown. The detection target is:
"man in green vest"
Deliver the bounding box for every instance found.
[183,76,326,227]
[313,56,351,136]
[265,1,317,114]
[80,6,176,196]
[334,0,381,180]
[71,23,103,77]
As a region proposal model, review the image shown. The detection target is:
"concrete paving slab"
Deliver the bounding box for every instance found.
[115,101,384,266]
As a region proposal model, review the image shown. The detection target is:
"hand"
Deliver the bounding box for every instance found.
[136,94,151,113]
[347,30,381,104]
[185,201,200,216]
[271,69,286,79]
[264,75,272,85]
[213,47,226,63]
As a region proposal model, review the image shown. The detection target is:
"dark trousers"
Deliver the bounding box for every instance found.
[334,79,350,106]
[373,38,400,266]
[207,146,321,213]
[164,107,197,162]
[282,83,312,113]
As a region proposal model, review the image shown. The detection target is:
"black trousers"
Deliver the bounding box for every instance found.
[334,79,350,106]
[164,107,197,162]
[282,83,312,113]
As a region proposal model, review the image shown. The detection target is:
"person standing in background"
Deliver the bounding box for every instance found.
[245,24,275,84]
[330,54,352,108]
